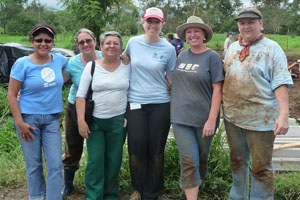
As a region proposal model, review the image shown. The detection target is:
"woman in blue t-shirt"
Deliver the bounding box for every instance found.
[61,28,102,197]
[124,7,176,200]
[7,24,68,200]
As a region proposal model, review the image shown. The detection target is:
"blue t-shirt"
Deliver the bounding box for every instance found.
[171,39,185,53]
[222,37,293,131]
[10,53,68,114]
[124,35,176,104]
[64,51,102,104]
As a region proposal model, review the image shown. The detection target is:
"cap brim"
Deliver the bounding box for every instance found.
[235,14,261,21]
[31,26,55,36]
[144,15,164,22]
[176,23,213,43]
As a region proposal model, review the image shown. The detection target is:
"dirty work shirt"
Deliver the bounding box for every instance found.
[124,35,176,104]
[171,49,224,127]
[76,61,130,119]
[222,37,293,131]
[64,50,102,104]
[10,53,68,114]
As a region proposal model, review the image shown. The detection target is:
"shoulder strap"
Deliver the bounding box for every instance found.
[91,61,95,77]
[87,61,95,99]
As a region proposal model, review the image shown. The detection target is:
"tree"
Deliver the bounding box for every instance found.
[59,0,127,41]
[136,0,242,34]
[0,0,28,33]
[250,0,295,34]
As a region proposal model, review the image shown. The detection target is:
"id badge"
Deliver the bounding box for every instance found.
[130,102,141,110]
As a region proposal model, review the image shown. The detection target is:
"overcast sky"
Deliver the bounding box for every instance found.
[31,0,253,10]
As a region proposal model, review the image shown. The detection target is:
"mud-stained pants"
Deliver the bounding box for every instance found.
[126,102,170,200]
[172,123,214,189]
[224,119,275,200]
[62,102,84,172]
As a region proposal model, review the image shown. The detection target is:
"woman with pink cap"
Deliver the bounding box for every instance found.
[123,7,176,200]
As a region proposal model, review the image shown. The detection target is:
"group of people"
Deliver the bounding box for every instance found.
[7,5,292,200]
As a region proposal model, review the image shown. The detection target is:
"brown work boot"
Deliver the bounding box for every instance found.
[129,190,141,200]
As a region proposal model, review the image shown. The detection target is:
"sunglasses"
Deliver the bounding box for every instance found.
[34,38,53,43]
[78,39,93,46]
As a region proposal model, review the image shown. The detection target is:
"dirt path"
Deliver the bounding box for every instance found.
[0,186,130,200]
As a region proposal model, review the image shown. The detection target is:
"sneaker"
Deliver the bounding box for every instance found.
[129,190,141,200]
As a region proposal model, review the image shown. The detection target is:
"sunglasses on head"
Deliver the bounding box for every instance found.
[34,38,53,43]
[78,39,93,46]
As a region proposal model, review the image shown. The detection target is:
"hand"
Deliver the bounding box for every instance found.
[78,120,90,139]
[119,54,130,65]
[17,122,35,142]
[273,115,289,136]
[202,118,216,138]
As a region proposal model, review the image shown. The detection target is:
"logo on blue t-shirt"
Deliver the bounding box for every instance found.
[152,52,165,61]
[41,67,56,87]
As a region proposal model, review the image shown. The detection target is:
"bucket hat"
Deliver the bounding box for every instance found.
[176,16,213,43]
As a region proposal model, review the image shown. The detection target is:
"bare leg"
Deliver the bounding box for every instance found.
[185,186,199,200]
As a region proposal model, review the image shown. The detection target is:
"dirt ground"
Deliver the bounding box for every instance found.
[287,56,300,120]
[0,55,299,200]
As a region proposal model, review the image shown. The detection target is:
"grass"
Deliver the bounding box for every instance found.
[1,33,300,56]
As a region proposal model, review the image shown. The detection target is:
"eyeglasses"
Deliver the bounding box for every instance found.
[78,39,93,46]
[34,38,53,43]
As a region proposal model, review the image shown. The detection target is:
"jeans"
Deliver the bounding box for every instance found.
[172,123,214,189]
[14,114,63,200]
[224,119,275,200]
[126,103,170,200]
[62,102,84,172]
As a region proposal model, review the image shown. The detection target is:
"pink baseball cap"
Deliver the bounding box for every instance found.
[143,7,164,22]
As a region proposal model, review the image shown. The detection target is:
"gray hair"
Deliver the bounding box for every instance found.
[99,31,123,49]
[75,28,96,43]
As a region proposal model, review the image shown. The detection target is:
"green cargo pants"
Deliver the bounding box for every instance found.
[85,114,126,200]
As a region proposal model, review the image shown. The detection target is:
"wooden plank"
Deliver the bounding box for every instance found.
[273,148,300,158]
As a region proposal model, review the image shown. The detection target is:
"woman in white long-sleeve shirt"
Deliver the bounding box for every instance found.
[76,31,130,200]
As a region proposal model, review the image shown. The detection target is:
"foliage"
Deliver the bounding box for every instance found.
[58,0,135,41]
[137,0,242,34]
[0,0,300,37]
[251,0,300,35]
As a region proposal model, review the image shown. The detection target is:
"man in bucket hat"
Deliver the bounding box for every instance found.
[222,7,293,199]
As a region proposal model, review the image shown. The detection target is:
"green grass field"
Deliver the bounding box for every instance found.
[1,33,300,56]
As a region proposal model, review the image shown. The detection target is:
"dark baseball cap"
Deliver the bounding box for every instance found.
[235,7,262,21]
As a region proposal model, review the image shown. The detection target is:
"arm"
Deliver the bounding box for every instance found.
[203,81,223,138]
[273,85,289,135]
[119,54,130,65]
[76,97,90,139]
[62,69,70,83]
[76,62,93,139]
[7,78,35,141]
[224,39,230,51]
